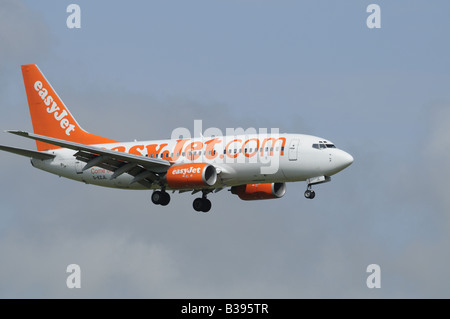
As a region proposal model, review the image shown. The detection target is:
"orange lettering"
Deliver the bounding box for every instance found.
[185,141,203,161]
[170,139,189,161]
[204,138,221,160]
[261,137,286,156]
[129,144,145,155]
[146,143,168,158]
[242,138,259,158]
[225,139,242,159]
[111,146,126,152]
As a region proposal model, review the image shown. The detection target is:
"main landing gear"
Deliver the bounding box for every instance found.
[151,189,212,212]
[151,190,170,206]
[193,193,212,213]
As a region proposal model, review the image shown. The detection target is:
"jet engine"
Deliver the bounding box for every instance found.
[231,182,286,200]
[166,163,217,189]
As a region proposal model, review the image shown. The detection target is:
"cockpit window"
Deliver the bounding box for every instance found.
[313,143,336,149]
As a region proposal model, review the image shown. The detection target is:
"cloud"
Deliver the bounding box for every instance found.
[0,0,52,135]
[2,1,450,299]
[2,83,450,298]
[0,0,51,70]
[0,230,178,298]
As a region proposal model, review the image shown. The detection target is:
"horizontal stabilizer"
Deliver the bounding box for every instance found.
[0,144,55,160]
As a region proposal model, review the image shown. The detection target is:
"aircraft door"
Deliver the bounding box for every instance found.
[288,139,299,161]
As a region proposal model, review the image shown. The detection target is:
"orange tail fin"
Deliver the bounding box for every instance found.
[21,64,117,151]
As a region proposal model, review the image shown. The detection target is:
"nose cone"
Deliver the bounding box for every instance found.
[334,150,354,171]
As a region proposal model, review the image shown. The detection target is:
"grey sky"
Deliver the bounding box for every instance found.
[1,0,450,298]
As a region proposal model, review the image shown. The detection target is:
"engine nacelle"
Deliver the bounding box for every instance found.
[231,182,286,201]
[166,163,217,189]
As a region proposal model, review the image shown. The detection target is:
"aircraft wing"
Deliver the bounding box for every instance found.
[7,130,171,188]
[0,144,55,160]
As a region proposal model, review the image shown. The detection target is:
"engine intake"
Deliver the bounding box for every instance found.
[231,182,286,200]
[166,163,217,189]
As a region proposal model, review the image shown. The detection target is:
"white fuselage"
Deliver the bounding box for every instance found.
[30,133,353,190]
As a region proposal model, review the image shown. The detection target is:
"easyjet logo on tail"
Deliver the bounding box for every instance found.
[34,80,75,136]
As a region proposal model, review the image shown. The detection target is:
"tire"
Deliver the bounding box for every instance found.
[304,190,311,199]
[202,199,212,213]
[151,191,162,205]
[160,192,171,206]
[193,198,203,211]
[309,191,316,199]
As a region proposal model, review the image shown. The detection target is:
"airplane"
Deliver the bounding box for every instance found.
[0,64,353,212]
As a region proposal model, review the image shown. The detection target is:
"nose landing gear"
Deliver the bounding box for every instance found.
[304,176,331,199]
[304,186,316,199]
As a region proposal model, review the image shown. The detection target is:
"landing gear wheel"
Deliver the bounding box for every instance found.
[193,198,203,211]
[152,191,170,205]
[151,191,163,204]
[160,192,170,206]
[304,189,316,199]
[202,199,211,212]
[193,198,212,212]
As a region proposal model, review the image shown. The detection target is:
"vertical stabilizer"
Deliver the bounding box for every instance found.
[21,64,116,151]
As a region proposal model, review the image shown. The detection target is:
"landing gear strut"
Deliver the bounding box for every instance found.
[193,192,212,213]
[151,190,170,206]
